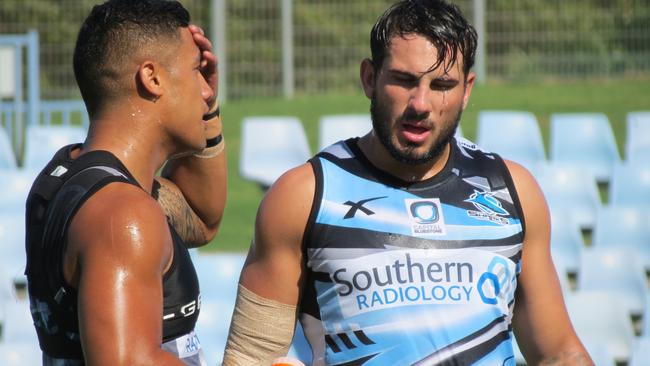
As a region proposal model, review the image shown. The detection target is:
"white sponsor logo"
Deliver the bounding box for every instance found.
[404,198,446,236]
[328,249,515,317]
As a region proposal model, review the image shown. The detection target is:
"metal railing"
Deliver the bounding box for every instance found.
[0,1,648,100]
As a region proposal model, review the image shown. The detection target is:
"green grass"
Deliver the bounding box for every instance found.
[205,78,650,252]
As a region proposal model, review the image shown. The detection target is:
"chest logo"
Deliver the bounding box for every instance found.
[405,198,446,236]
[343,196,387,219]
[465,190,510,225]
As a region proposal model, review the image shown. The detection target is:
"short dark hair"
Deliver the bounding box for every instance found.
[73,0,190,115]
[370,0,477,76]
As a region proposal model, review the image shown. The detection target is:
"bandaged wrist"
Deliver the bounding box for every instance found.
[222,285,296,366]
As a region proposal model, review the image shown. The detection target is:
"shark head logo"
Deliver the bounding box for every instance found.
[465,190,509,216]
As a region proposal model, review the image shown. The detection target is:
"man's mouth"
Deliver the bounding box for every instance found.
[400,122,431,143]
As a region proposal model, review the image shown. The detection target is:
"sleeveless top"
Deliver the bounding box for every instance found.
[300,137,526,366]
[25,144,202,363]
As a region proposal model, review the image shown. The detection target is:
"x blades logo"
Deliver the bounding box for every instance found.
[342,196,387,219]
[405,198,446,236]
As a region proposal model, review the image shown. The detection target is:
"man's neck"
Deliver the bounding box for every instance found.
[78,106,169,194]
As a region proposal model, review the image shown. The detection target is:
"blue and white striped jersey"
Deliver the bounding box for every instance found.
[300,137,525,366]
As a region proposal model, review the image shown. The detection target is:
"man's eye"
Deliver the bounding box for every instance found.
[431,81,457,91]
[393,76,416,86]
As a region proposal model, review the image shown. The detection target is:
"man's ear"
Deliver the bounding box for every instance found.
[461,71,476,110]
[136,60,164,100]
[360,58,376,99]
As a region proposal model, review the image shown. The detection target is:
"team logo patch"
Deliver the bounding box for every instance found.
[465,190,510,225]
[405,198,446,236]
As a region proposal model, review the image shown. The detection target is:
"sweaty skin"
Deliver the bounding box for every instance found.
[64,26,215,365]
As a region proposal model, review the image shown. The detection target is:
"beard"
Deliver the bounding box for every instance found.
[370,92,462,166]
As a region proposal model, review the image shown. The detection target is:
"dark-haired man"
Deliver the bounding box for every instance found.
[25,0,226,364]
[223,0,591,365]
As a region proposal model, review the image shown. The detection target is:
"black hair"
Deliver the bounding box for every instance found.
[73,0,190,115]
[370,0,477,76]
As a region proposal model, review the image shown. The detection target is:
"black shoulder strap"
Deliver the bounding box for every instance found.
[40,165,131,293]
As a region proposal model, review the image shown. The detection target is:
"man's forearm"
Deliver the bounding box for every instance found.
[162,106,227,235]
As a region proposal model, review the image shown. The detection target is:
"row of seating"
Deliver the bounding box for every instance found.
[239,111,650,189]
[477,111,649,181]
[1,110,647,181]
[552,207,650,272]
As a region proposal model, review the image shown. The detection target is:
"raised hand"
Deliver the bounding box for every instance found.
[189,24,218,106]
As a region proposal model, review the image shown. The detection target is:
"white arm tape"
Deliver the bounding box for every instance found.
[222,284,297,366]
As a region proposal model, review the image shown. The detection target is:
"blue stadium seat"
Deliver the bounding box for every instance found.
[1,298,39,344]
[550,210,584,277]
[577,247,647,317]
[538,163,601,230]
[23,124,85,170]
[593,206,650,269]
[0,213,27,282]
[642,293,650,338]
[626,111,650,164]
[476,110,545,173]
[0,342,42,365]
[550,113,620,183]
[193,252,245,301]
[192,253,245,365]
[318,114,372,151]
[240,116,311,189]
[565,290,636,363]
[0,127,16,169]
[0,168,38,216]
[629,337,650,366]
[609,163,650,209]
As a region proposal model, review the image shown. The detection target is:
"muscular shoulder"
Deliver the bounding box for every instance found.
[68,182,172,273]
[504,160,550,240]
[504,161,546,209]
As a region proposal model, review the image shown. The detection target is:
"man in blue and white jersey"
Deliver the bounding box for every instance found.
[223,1,591,365]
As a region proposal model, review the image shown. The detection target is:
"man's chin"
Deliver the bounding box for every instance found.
[388,140,450,166]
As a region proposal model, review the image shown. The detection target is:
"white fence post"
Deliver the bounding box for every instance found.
[281,0,295,98]
[473,0,487,83]
[27,30,40,129]
[0,46,15,98]
[212,0,227,102]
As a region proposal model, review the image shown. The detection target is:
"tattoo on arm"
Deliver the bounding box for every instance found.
[154,179,208,247]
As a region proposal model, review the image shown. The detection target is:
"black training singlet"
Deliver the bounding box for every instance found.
[25,144,201,361]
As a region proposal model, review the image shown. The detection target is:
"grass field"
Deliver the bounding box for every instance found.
[207,78,650,252]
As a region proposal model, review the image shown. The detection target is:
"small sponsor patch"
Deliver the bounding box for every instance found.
[405,198,446,236]
[175,331,202,358]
